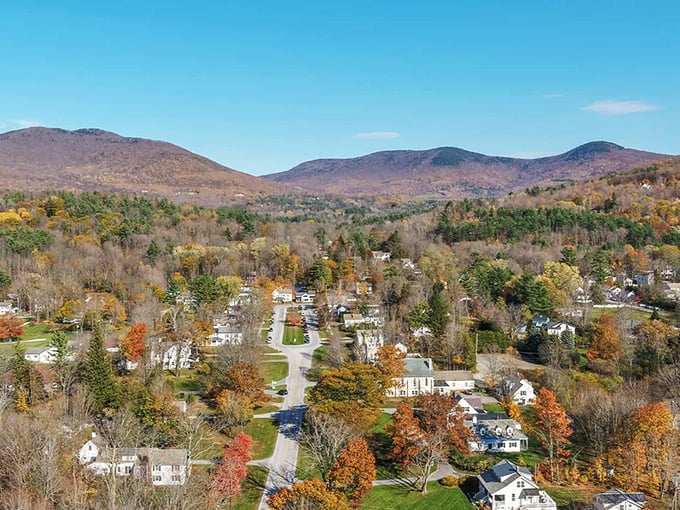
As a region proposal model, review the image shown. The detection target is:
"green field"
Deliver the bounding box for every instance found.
[232,466,268,510]
[244,417,279,460]
[361,483,473,510]
[261,360,289,385]
[0,321,68,356]
[282,323,305,345]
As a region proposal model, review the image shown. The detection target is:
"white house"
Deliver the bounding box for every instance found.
[24,346,58,364]
[545,321,576,337]
[453,394,485,415]
[433,370,475,395]
[592,488,647,510]
[663,282,680,300]
[387,356,434,397]
[272,288,294,303]
[466,414,528,453]
[208,322,243,346]
[475,460,556,510]
[355,329,385,362]
[498,375,536,405]
[77,433,103,465]
[371,251,391,262]
[0,302,19,315]
[81,440,190,486]
[150,342,194,370]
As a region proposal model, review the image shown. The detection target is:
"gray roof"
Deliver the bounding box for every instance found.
[594,488,647,508]
[434,370,473,381]
[403,357,434,378]
[25,346,54,355]
[478,460,534,494]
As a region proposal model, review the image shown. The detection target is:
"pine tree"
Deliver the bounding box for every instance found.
[82,322,118,412]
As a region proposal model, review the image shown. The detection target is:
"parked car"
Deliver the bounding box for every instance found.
[277,388,288,395]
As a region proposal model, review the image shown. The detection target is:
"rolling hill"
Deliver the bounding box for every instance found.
[265,142,671,199]
[0,127,283,204]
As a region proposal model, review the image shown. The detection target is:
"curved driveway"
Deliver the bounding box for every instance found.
[258,304,321,509]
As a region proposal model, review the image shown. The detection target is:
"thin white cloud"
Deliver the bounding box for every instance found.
[352,131,400,140]
[542,93,565,99]
[581,100,659,115]
[8,119,44,128]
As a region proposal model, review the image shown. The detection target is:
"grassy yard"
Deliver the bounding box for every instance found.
[544,485,599,509]
[282,323,305,345]
[261,360,289,385]
[482,402,505,414]
[244,418,279,460]
[232,466,268,510]
[362,483,473,510]
[0,321,68,356]
[167,372,205,394]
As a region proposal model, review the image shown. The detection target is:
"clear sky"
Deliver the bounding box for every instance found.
[1,1,678,175]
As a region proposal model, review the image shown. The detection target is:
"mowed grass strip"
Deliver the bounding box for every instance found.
[362,483,473,510]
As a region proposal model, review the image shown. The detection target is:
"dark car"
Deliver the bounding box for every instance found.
[277,388,288,395]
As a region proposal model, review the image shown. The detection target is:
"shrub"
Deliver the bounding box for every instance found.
[449,449,491,472]
[439,475,459,487]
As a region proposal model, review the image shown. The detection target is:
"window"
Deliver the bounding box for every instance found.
[153,465,161,472]
[153,475,161,482]
[512,493,516,501]
[517,480,524,488]
[172,465,181,472]
[520,390,526,396]
[171,475,181,481]
[399,390,406,396]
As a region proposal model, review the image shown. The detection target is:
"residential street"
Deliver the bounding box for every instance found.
[258,304,320,509]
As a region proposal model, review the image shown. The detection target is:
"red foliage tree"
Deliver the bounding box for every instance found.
[212,431,253,506]
[0,316,24,342]
[534,387,572,482]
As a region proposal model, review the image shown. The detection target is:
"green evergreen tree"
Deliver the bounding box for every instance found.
[145,239,161,264]
[82,322,118,412]
[427,282,451,339]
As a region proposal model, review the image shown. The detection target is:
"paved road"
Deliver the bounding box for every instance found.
[258,304,320,509]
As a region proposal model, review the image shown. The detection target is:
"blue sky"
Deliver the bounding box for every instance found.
[1,1,678,175]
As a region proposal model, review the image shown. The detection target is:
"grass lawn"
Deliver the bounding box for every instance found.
[243,418,278,460]
[362,483,473,510]
[371,412,393,434]
[231,466,268,510]
[282,323,305,345]
[167,372,205,394]
[544,485,599,509]
[590,306,654,322]
[0,321,68,356]
[261,360,289,385]
[482,402,505,414]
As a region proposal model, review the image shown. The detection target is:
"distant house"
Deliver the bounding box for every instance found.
[592,488,647,510]
[387,357,434,398]
[295,290,316,303]
[635,272,654,286]
[498,375,536,406]
[24,346,58,364]
[474,459,556,510]
[150,342,194,370]
[355,329,385,363]
[454,394,485,415]
[545,321,576,337]
[466,414,528,453]
[343,313,384,329]
[208,322,242,346]
[531,315,551,329]
[80,438,190,486]
[355,280,373,295]
[272,288,294,303]
[433,370,475,395]
[663,282,680,300]
[371,251,391,262]
[0,302,19,315]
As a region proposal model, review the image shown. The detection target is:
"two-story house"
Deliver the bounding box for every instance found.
[355,329,385,363]
[592,488,647,510]
[387,356,434,397]
[466,414,528,453]
[475,460,556,510]
[497,375,536,406]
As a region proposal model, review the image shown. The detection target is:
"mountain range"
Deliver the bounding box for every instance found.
[265,142,670,198]
[0,127,282,204]
[0,127,672,202]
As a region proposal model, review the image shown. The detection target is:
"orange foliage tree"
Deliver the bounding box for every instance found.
[386,402,450,493]
[121,322,146,362]
[533,387,572,482]
[327,438,376,508]
[0,316,24,342]
[587,315,622,366]
[212,431,252,507]
[374,344,406,389]
[268,479,349,510]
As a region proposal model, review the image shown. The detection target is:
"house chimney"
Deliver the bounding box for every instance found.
[91,431,97,439]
